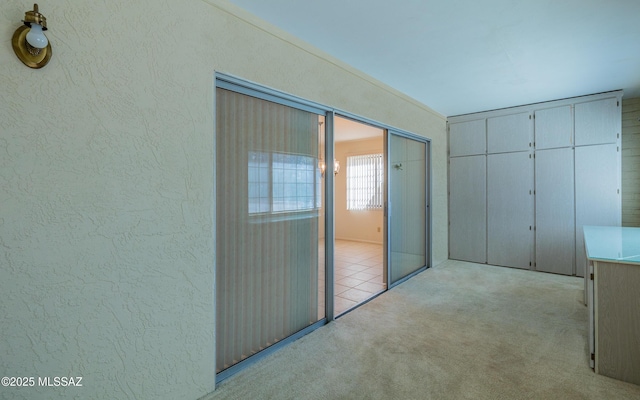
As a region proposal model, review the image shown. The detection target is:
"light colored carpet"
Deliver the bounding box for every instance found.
[203,260,640,400]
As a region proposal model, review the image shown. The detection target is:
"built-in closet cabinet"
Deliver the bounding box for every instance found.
[485,112,534,269]
[449,119,487,263]
[575,144,620,276]
[448,119,487,263]
[575,98,619,146]
[574,98,622,295]
[449,155,486,263]
[574,97,622,277]
[448,91,622,277]
[534,105,573,149]
[535,147,575,275]
[487,151,534,269]
[534,105,575,275]
[449,119,486,157]
[487,112,532,153]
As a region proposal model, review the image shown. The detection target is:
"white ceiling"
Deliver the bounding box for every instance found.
[227,0,640,117]
[335,116,384,142]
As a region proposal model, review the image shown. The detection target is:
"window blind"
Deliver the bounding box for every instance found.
[346,153,383,210]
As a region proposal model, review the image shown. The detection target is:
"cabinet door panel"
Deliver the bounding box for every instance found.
[487,152,534,269]
[449,156,486,263]
[449,119,486,157]
[535,105,573,149]
[487,112,532,153]
[535,148,575,275]
[575,98,618,146]
[575,144,621,277]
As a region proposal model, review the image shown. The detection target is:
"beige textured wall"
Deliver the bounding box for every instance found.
[0,1,446,399]
[335,138,385,244]
[622,98,640,226]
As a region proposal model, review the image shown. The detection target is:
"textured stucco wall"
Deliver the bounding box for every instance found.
[0,1,446,399]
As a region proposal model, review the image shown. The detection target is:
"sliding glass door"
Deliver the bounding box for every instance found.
[214,75,432,381]
[215,87,325,377]
[387,132,429,285]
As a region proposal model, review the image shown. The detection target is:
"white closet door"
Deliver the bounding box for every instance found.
[535,105,573,149]
[575,144,621,277]
[487,152,534,269]
[535,148,575,275]
[449,119,486,157]
[575,98,619,146]
[449,155,486,263]
[487,112,532,154]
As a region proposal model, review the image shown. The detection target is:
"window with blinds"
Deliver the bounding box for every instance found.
[248,151,321,214]
[346,153,384,210]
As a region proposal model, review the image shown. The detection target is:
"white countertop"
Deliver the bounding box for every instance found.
[583,226,640,264]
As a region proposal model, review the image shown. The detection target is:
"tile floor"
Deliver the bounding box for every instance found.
[318,240,386,317]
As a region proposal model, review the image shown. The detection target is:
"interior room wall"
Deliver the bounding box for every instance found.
[335,137,384,244]
[0,0,446,398]
[622,98,640,226]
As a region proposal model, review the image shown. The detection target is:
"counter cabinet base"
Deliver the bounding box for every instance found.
[588,260,640,386]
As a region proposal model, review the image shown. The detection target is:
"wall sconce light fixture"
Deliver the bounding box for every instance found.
[319,159,340,177]
[12,4,51,69]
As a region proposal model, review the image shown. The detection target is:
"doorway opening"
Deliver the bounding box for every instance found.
[332,116,386,315]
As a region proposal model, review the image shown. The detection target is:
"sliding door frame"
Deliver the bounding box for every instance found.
[214,74,332,383]
[331,112,433,291]
[385,129,432,288]
[324,111,336,322]
[214,73,432,382]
